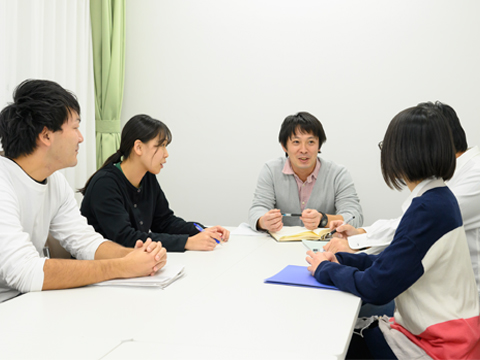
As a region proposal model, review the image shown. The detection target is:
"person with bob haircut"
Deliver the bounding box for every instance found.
[80,114,230,252]
[0,79,166,303]
[323,101,480,302]
[306,105,480,359]
[248,111,363,232]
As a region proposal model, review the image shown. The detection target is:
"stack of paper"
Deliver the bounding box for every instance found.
[93,264,185,289]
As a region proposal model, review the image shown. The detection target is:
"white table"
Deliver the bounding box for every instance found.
[0,232,360,360]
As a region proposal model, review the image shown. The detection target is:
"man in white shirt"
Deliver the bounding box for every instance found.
[325,102,480,299]
[0,79,167,303]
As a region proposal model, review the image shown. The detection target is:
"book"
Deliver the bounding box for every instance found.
[269,226,330,242]
[93,264,185,288]
[264,265,338,290]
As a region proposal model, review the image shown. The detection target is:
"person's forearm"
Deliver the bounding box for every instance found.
[42,257,127,290]
[94,240,132,260]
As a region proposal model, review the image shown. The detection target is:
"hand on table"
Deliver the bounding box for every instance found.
[125,238,167,277]
[185,231,220,251]
[323,237,356,254]
[306,250,339,275]
[205,225,230,242]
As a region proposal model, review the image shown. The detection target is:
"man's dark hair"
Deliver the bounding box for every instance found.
[417,101,467,153]
[0,79,80,158]
[278,112,327,153]
[381,105,456,190]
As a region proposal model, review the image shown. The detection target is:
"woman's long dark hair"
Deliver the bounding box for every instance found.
[79,114,171,195]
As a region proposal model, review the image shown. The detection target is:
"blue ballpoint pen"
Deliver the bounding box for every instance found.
[194,223,221,244]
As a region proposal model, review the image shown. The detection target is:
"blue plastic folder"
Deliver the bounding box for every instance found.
[264,265,338,290]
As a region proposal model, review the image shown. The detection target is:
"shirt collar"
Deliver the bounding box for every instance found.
[282,157,321,183]
[401,177,446,213]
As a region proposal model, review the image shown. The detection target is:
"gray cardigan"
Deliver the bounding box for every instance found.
[248,156,363,229]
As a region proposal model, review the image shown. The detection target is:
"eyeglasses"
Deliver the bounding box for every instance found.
[378,141,383,150]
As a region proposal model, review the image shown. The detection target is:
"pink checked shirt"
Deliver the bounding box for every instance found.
[282,158,321,211]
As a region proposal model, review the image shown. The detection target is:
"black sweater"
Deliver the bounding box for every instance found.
[80,164,201,252]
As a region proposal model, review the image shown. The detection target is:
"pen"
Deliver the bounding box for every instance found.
[282,213,302,217]
[193,223,220,244]
[329,215,355,236]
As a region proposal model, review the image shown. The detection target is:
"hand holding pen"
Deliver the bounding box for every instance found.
[282,210,325,230]
[194,223,221,244]
[258,209,283,232]
[184,223,222,251]
[327,215,357,238]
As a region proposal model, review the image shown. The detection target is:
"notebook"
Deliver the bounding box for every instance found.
[93,264,185,288]
[264,265,338,290]
[269,226,331,242]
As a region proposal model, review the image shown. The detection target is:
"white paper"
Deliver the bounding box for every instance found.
[93,264,185,288]
[230,223,266,236]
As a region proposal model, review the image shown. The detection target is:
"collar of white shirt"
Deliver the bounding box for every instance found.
[401,177,446,214]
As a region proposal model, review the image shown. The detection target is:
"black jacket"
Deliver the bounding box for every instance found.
[80,164,201,252]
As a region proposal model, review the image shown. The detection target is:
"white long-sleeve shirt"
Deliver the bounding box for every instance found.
[0,157,107,302]
[348,146,480,298]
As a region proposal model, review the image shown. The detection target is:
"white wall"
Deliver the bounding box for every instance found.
[122,0,480,227]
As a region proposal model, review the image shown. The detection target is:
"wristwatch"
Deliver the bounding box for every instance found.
[319,211,328,228]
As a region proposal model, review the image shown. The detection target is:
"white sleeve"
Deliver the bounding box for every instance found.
[348,217,401,254]
[49,175,108,260]
[0,186,46,294]
[449,169,480,232]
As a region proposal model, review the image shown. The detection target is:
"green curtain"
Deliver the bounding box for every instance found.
[90,0,126,168]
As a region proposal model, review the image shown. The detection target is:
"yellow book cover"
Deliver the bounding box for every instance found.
[269,226,330,242]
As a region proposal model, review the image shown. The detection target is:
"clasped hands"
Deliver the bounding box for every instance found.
[129,237,167,276]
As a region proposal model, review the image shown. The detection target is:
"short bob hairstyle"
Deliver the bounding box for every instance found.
[278,112,327,152]
[381,105,456,190]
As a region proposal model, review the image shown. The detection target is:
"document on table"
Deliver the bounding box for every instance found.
[230,222,266,236]
[264,265,338,290]
[93,264,185,289]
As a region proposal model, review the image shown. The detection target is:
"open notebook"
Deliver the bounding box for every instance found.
[269,226,331,242]
[93,264,185,288]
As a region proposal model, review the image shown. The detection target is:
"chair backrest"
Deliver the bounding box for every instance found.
[46,234,72,259]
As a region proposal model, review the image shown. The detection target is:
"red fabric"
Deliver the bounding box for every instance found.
[391,315,480,360]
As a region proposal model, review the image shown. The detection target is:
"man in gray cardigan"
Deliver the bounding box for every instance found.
[248,112,363,232]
